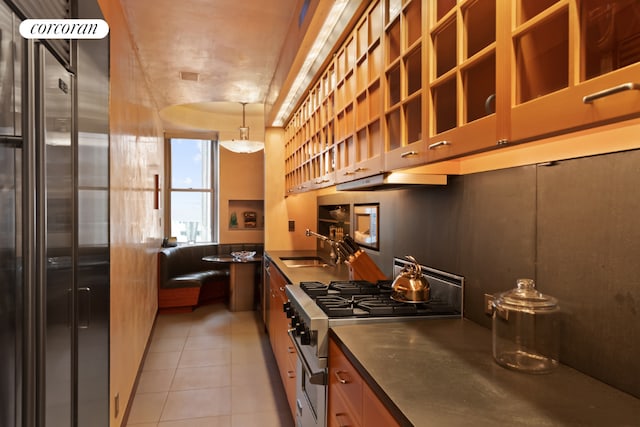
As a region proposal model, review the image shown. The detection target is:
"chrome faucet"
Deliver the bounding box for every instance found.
[305,229,342,264]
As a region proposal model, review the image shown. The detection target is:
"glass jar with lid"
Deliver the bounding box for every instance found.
[491,278,561,374]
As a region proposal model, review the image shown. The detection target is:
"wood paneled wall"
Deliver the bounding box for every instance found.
[98,1,164,425]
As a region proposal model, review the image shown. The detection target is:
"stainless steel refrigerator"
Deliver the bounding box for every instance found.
[1,1,110,426]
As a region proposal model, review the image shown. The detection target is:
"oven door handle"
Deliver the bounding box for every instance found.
[288,329,327,385]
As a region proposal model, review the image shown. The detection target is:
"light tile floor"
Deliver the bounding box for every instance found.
[125,303,295,427]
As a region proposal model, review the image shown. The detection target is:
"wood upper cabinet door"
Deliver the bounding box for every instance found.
[509,0,640,143]
[384,0,430,171]
[426,0,505,163]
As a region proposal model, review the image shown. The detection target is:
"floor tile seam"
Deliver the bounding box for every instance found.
[158,387,233,422]
[132,390,169,425]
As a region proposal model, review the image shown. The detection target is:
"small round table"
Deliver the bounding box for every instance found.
[202,255,262,311]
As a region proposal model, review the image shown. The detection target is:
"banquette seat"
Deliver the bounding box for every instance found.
[157,243,263,313]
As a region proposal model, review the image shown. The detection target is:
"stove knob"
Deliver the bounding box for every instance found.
[295,322,305,335]
[290,315,300,329]
[283,302,292,318]
[300,328,311,345]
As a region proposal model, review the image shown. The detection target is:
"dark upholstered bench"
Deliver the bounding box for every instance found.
[157,243,263,313]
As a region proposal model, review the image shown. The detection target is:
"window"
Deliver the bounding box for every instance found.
[166,138,216,243]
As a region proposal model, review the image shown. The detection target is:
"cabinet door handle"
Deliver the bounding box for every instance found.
[334,370,349,384]
[354,167,366,172]
[343,171,355,176]
[335,413,352,427]
[583,82,640,104]
[428,140,451,150]
[400,150,419,158]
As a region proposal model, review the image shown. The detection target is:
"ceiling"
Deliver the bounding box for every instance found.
[119,0,303,132]
[118,0,365,135]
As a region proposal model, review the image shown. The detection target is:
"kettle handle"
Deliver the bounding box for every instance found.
[404,255,422,276]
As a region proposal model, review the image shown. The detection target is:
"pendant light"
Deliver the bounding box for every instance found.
[218,102,264,153]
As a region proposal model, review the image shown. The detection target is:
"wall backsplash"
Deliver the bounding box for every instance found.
[318,148,640,399]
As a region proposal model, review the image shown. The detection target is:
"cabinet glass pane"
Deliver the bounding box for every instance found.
[405,0,421,47]
[464,53,496,123]
[357,93,368,128]
[387,0,402,23]
[369,1,382,42]
[358,21,368,58]
[357,128,367,161]
[406,47,422,96]
[434,18,457,77]
[386,108,401,150]
[369,120,382,157]
[437,0,456,21]
[465,0,495,58]
[433,78,457,134]
[516,0,559,25]
[369,81,381,118]
[369,42,382,81]
[387,17,401,64]
[405,96,422,144]
[357,57,368,93]
[387,64,401,106]
[583,0,640,80]
[515,10,568,104]
[346,39,356,71]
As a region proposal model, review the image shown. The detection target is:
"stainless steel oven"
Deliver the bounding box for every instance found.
[285,257,464,427]
[288,329,326,427]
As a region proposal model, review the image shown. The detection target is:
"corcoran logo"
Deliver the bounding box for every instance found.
[19,19,109,39]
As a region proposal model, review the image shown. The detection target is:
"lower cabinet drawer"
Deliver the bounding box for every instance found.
[329,339,363,425]
[328,386,361,427]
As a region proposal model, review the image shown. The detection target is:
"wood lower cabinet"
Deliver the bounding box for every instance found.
[328,336,400,427]
[266,261,297,420]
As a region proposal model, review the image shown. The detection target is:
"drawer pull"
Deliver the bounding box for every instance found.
[343,171,355,176]
[334,370,349,384]
[354,167,367,172]
[428,140,451,150]
[583,82,640,104]
[288,346,296,354]
[287,370,296,379]
[335,413,351,427]
[400,150,419,158]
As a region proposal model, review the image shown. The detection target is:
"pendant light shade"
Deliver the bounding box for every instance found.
[219,103,264,153]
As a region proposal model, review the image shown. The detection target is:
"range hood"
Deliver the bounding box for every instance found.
[336,172,447,191]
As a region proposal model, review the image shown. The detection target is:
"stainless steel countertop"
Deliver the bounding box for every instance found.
[330,319,640,426]
[265,250,352,284]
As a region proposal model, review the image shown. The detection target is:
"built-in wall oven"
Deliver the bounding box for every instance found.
[285,257,464,426]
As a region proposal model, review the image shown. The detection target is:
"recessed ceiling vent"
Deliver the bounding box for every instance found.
[179,71,199,82]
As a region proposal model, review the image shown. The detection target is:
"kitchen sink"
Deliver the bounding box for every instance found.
[280,256,331,268]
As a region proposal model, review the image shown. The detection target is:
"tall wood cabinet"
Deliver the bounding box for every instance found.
[283,0,640,195]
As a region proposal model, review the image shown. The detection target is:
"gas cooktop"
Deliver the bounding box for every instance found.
[299,280,460,318]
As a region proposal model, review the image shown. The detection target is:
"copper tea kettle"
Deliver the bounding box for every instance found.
[391,256,430,303]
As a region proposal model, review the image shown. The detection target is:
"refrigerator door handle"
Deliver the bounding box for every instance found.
[78,287,92,329]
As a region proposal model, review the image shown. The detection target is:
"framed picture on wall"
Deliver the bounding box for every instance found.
[353,204,379,250]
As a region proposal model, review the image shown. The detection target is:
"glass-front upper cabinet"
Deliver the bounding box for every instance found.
[426,0,503,163]
[509,0,640,142]
[383,0,428,171]
[335,1,384,183]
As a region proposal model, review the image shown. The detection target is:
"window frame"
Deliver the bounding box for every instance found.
[164,133,219,243]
